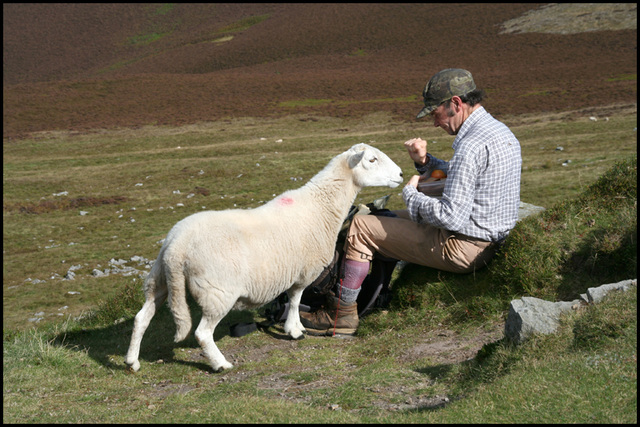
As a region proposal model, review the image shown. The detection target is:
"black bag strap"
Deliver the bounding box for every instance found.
[308,249,341,295]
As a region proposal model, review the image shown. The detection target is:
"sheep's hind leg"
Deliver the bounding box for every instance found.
[125,285,168,372]
[195,313,234,372]
[284,286,306,340]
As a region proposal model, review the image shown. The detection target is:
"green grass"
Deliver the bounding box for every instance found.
[519,89,555,97]
[127,32,171,46]
[279,98,334,108]
[153,3,175,16]
[606,73,636,82]
[449,287,637,423]
[3,110,637,422]
[216,14,271,35]
[349,48,368,57]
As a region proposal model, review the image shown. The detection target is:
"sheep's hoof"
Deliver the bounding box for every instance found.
[290,332,305,341]
[213,361,234,373]
[125,360,140,372]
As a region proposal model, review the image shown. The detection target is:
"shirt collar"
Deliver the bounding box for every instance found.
[452,106,487,150]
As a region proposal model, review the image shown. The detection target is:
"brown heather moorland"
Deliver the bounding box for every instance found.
[3,3,637,139]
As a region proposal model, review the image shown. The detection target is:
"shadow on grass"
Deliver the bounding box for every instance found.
[409,339,516,413]
[556,225,637,300]
[51,298,262,373]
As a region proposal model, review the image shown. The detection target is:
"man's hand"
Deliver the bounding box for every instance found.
[404,138,428,166]
[406,174,421,189]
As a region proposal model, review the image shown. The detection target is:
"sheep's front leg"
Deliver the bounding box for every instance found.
[284,286,306,340]
[195,314,233,372]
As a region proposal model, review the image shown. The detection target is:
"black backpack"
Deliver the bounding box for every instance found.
[230,196,398,337]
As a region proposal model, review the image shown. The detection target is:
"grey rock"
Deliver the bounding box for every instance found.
[91,268,108,277]
[505,279,636,344]
[505,297,583,344]
[28,312,45,322]
[587,279,637,303]
[63,264,83,280]
[518,202,545,221]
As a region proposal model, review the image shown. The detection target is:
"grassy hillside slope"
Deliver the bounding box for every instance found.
[3,154,635,423]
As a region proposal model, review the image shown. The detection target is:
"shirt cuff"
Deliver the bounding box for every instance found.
[415,154,432,175]
[403,182,416,193]
[402,185,423,223]
[402,183,420,205]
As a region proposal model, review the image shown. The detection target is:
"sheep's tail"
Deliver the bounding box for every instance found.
[165,261,192,342]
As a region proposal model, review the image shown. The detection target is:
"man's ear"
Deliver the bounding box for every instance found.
[451,95,462,110]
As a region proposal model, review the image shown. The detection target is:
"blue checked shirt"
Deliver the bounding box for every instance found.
[402,107,522,242]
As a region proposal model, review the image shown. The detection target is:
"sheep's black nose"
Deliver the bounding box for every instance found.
[399,172,403,177]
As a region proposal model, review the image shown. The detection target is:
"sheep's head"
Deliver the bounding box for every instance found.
[348,143,403,188]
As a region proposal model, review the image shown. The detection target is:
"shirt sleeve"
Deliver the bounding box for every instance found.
[403,151,481,231]
[415,153,449,176]
[402,184,430,223]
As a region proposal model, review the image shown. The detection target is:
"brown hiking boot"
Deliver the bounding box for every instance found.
[300,294,359,336]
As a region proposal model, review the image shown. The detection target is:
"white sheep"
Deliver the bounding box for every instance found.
[125,143,403,372]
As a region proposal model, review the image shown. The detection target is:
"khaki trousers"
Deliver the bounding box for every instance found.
[344,210,498,274]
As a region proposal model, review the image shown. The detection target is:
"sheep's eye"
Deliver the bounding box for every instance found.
[369,157,377,163]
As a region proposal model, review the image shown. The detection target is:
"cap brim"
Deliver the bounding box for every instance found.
[416,106,431,119]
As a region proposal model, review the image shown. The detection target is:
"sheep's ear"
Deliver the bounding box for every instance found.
[348,150,365,169]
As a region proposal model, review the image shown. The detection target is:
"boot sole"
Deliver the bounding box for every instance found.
[304,327,356,337]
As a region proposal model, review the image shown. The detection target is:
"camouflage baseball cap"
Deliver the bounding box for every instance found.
[416,68,476,119]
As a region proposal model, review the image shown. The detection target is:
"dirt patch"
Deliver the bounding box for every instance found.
[256,372,326,405]
[175,321,504,411]
[4,196,128,214]
[146,379,199,399]
[399,324,504,365]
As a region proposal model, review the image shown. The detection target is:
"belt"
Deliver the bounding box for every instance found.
[452,231,491,244]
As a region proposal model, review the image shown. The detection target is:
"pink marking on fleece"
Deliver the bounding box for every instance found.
[278,197,294,206]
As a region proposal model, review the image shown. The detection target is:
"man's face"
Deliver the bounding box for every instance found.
[430,98,463,135]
